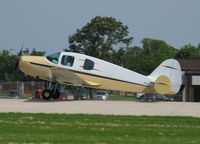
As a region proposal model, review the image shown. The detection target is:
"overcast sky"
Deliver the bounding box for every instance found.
[0,0,200,55]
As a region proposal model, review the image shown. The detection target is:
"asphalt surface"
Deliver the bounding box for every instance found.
[0,99,200,117]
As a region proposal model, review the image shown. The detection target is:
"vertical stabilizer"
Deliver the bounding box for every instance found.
[148,59,182,94]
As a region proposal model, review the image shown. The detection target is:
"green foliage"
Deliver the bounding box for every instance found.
[175,44,200,59]
[122,46,144,73]
[67,16,133,61]
[66,16,200,75]
[0,113,200,144]
[112,47,127,65]
[0,48,45,81]
[139,38,177,74]
[0,50,15,80]
[113,38,177,75]
[22,48,46,56]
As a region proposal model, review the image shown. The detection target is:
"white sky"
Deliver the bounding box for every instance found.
[0,0,200,54]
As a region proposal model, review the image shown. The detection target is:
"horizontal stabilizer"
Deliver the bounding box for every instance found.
[153,75,171,94]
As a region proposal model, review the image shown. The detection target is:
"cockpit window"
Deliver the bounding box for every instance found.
[83,59,94,70]
[46,52,61,64]
[61,55,75,67]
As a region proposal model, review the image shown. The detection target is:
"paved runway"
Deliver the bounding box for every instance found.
[0,99,200,117]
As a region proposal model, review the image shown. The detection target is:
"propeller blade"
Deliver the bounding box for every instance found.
[15,43,24,70]
[18,43,24,56]
[15,60,19,70]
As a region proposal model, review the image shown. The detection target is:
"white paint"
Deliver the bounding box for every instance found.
[192,76,200,85]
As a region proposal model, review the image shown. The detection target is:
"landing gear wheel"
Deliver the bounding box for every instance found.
[51,89,60,99]
[42,89,51,100]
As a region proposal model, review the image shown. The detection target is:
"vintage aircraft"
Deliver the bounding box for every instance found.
[17,51,182,100]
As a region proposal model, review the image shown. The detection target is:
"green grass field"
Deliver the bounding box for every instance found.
[0,113,200,144]
[108,94,137,101]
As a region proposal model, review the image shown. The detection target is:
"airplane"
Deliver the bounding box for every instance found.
[17,51,182,100]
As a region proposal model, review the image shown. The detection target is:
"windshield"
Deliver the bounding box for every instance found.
[46,52,61,64]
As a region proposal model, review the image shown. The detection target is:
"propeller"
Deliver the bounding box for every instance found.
[15,43,24,70]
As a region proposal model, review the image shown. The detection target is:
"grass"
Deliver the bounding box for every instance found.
[108,94,137,101]
[0,113,200,144]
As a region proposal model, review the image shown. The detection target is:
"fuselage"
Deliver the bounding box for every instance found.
[19,52,157,93]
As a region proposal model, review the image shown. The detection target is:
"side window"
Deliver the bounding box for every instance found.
[61,55,75,67]
[83,59,94,70]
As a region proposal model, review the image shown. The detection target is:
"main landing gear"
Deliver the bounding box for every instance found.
[42,82,60,100]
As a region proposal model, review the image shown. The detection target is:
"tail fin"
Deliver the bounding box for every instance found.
[148,59,182,94]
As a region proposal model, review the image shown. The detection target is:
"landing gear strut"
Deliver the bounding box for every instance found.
[42,82,60,100]
[51,89,60,99]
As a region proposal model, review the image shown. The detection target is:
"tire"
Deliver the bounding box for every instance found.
[51,89,60,99]
[42,89,51,100]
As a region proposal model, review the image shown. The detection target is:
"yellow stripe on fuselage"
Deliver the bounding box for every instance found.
[75,72,154,93]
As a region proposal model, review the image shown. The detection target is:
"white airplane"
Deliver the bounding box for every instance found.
[18,51,182,100]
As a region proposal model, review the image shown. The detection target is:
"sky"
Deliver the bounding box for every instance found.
[0,0,200,55]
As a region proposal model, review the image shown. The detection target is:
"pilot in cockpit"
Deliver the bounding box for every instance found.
[61,55,74,67]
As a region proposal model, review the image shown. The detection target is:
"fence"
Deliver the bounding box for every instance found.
[0,81,133,99]
[0,81,45,96]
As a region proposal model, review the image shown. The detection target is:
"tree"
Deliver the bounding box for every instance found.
[0,50,15,81]
[110,38,177,75]
[124,46,144,73]
[30,48,46,56]
[140,38,177,74]
[66,16,133,61]
[0,48,46,81]
[175,44,200,59]
[22,48,45,56]
[112,48,127,66]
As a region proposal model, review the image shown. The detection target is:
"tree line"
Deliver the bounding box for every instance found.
[0,48,45,81]
[66,16,200,75]
[1,16,200,81]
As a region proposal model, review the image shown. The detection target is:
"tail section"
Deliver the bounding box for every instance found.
[148,59,182,94]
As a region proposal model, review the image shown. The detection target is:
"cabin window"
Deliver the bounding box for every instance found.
[46,52,60,64]
[61,55,75,67]
[83,59,94,70]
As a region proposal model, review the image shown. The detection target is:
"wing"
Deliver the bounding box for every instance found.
[49,67,100,87]
[83,80,101,87]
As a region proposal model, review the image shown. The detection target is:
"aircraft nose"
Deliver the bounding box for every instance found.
[19,55,42,67]
[18,55,52,79]
[18,56,30,73]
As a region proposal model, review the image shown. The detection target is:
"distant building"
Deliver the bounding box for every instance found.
[179,59,200,102]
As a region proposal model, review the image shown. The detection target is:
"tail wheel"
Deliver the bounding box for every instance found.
[51,89,60,99]
[42,89,51,100]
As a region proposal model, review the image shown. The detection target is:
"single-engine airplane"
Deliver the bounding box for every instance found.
[17,51,182,100]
